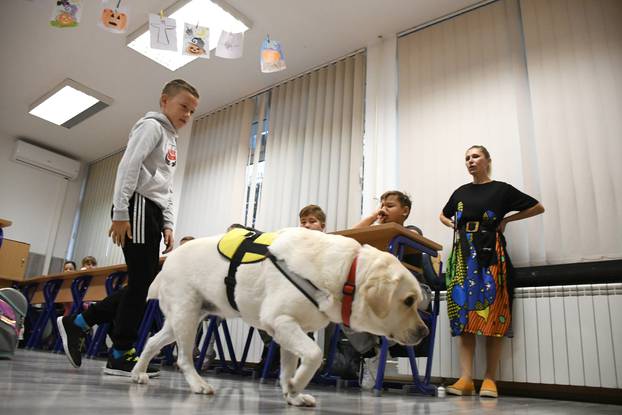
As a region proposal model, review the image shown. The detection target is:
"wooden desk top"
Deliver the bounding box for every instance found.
[23,265,129,304]
[24,257,167,285]
[0,218,12,228]
[25,263,129,284]
[333,223,442,252]
[21,257,167,304]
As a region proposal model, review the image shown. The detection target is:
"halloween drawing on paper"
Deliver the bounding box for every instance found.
[183,23,209,58]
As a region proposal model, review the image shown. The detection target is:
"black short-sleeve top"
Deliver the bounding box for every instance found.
[442,181,538,226]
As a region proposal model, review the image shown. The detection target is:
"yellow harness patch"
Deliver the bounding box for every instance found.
[217,228,278,264]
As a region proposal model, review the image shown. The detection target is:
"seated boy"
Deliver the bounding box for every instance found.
[298,204,326,232]
[354,190,421,234]
[349,190,429,389]
[80,256,98,270]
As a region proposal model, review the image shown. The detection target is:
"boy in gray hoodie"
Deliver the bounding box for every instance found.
[58,79,199,377]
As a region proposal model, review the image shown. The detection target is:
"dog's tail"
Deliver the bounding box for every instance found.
[147,272,162,300]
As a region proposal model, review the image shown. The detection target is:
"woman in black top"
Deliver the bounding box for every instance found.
[439,145,544,398]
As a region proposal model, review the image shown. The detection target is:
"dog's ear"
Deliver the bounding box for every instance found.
[361,274,398,319]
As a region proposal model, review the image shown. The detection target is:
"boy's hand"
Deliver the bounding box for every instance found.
[374,206,388,223]
[109,221,132,247]
[162,228,174,254]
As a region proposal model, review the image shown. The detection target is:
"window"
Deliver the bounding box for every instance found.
[243,92,271,227]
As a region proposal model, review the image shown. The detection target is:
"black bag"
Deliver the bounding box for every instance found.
[329,333,361,380]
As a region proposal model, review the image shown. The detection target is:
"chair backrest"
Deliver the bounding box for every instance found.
[421,253,443,291]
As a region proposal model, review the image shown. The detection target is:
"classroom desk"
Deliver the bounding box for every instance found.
[20,260,161,351]
[26,264,128,304]
[333,222,442,252]
[26,258,167,304]
[333,222,442,274]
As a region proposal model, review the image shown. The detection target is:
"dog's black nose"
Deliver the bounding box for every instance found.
[406,325,429,345]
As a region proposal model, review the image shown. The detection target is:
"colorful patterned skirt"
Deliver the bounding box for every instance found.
[446,231,512,337]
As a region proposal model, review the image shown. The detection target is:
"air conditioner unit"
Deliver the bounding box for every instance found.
[12,140,80,180]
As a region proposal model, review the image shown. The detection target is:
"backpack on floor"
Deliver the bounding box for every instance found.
[0,287,28,358]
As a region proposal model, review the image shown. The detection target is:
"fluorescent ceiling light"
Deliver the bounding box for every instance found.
[127,0,252,71]
[29,79,112,128]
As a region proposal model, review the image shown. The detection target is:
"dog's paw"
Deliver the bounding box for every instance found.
[132,372,150,385]
[189,380,215,395]
[285,392,316,407]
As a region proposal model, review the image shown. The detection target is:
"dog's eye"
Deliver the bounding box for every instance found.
[404,296,415,307]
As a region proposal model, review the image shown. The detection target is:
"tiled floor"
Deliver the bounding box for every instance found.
[1,350,620,414]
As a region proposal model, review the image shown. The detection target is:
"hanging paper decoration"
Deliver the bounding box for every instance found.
[50,0,82,28]
[149,13,177,51]
[98,0,130,34]
[216,31,244,59]
[260,35,286,73]
[183,23,209,58]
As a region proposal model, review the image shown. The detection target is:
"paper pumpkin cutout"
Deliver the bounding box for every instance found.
[102,9,127,30]
[260,35,286,73]
[51,0,82,28]
[99,1,129,34]
[183,23,209,58]
[98,1,129,34]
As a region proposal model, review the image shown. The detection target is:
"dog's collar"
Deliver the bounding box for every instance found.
[341,255,358,328]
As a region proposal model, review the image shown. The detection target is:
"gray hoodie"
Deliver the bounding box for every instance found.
[112,111,177,230]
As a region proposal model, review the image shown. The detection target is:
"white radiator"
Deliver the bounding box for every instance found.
[398,283,622,389]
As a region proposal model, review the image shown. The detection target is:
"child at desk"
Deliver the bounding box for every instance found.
[63,261,77,272]
[80,256,97,270]
[349,190,431,389]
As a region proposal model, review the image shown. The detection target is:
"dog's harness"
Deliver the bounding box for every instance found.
[218,227,360,326]
[217,227,324,312]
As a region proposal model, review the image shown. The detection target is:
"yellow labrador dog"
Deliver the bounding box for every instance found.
[132,227,428,407]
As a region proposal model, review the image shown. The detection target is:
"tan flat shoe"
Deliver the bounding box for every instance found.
[479,378,498,398]
[446,378,475,396]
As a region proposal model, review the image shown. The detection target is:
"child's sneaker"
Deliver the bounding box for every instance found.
[446,377,476,396]
[479,378,498,398]
[57,316,87,368]
[103,348,160,378]
[359,354,380,390]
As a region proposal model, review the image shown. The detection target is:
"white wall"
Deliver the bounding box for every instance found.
[395,0,622,266]
[0,133,84,272]
[171,124,192,240]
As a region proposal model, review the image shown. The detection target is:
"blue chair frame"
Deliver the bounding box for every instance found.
[367,235,442,396]
[195,316,256,375]
[25,279,63,349]
[135,299,175,365]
